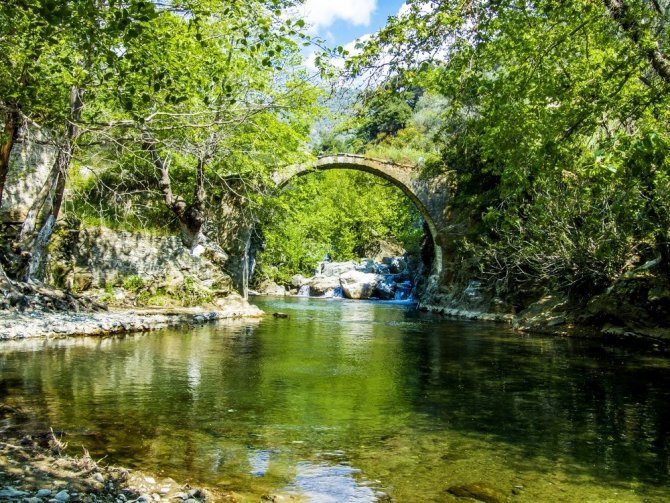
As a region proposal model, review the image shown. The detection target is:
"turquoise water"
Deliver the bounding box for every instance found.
[1,297,669,501]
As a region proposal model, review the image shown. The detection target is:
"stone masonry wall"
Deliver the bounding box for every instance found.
[1,124,56,222]
[49,225,231,291]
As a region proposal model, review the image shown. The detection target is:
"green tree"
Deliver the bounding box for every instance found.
[0,0,161,279]
[255,170,423,285]
[347,0,670,298]
[356,77,423,144]
[85,0,320,254]
[0,0,320,286]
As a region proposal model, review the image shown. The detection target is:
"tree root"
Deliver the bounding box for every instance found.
[0,265,106,312]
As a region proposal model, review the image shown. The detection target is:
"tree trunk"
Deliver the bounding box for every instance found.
[142,136,208,251]
[15,86,84,281]
[0,109,21,207]
[182,156,207,248]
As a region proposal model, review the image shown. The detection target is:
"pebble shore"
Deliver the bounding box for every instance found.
[0,432,232,502]
[0,299,264,340]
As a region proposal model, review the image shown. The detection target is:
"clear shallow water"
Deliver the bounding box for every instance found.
[1,297,670,502]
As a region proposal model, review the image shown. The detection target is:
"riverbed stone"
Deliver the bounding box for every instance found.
[446,483,509,503]
[340,271,383,300]
[0,487,29,499]
[307,275,341,296]
[36,489,52,498]
[54,490,70,502]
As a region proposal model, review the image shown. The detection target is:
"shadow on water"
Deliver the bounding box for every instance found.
[1,298,669,501]
[398,315,670,486]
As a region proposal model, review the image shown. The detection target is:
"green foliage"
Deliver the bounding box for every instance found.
[255,170,424,285]
[171,276,213,307]
[122,275,145,293]
[346,0,670,299]
[356,78,423,144]
[1,0,321,260]
[66,154,177,234]
[74,0,322,240]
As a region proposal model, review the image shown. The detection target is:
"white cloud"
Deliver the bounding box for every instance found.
[301,0,377,30]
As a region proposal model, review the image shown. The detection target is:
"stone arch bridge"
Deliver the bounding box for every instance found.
[271,154,450,273]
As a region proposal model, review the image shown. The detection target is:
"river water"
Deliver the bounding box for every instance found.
[1,297,670,502]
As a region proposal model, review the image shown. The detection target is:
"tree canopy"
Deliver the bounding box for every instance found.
[345,0,670,299]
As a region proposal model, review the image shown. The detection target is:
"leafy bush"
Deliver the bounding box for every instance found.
[173,276,213,307]
[122,275,145,293]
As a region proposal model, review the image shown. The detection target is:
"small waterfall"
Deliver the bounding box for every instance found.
[322,287,344,299]
[394,281,413,301]
[298,285,311,297]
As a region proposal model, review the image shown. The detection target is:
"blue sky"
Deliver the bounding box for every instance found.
[311,0,407,48]
[297,0,407,71]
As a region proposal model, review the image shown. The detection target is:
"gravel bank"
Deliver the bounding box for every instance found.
[0,297,264,340]
[0,429,236,502]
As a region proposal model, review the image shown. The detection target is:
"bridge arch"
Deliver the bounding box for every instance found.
[272,154,443,274]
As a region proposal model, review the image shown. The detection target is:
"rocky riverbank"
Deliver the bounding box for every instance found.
[0,432,216,503]
[0,425,296,503]
[0,295,263,340]
[419,272,670,351]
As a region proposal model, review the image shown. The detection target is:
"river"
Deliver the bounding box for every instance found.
[1,297,669,501]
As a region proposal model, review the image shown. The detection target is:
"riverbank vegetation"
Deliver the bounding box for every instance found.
[0,0,322,306]
[340,0,670,326]
[1,0,669,334]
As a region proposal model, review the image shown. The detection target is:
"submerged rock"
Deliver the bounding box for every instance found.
[0,487,29,499]
[54,490,70,502]
[446,483,509,503]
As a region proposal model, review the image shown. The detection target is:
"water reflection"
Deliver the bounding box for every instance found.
[248,449,271,477]
[0,298,669,501]
[287,461,377,503]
